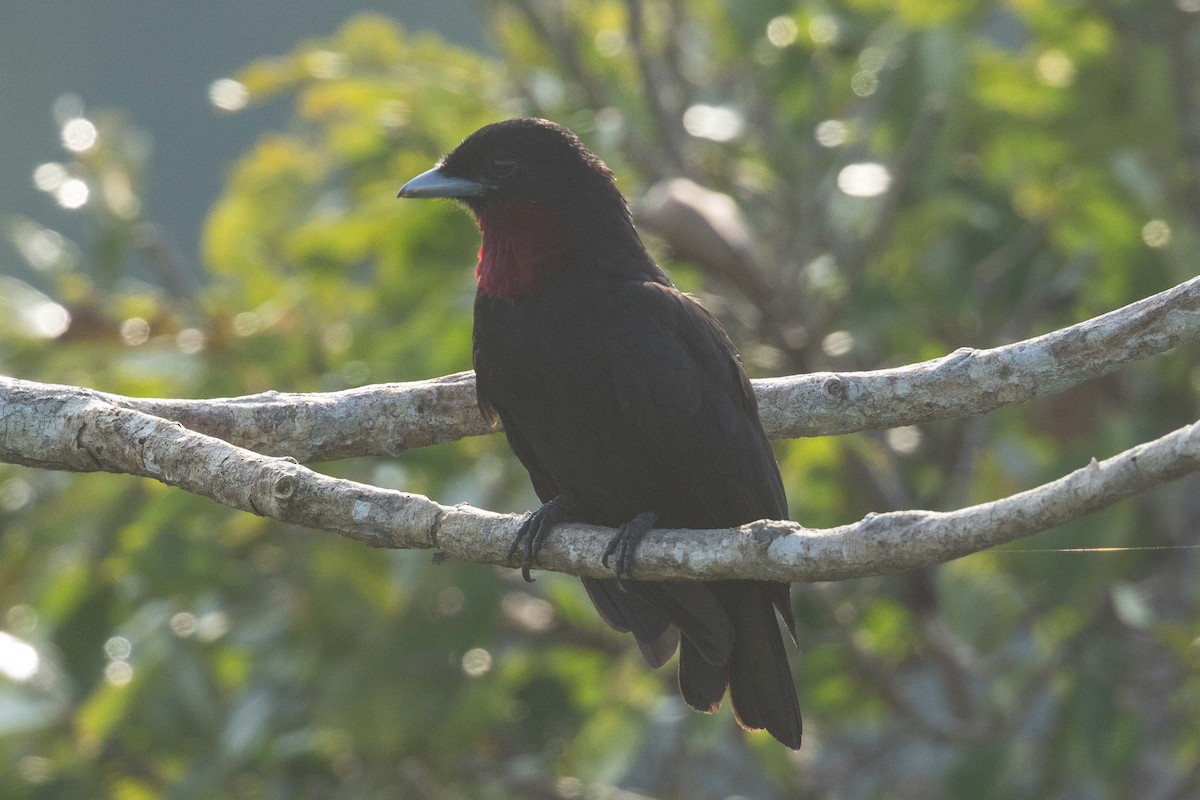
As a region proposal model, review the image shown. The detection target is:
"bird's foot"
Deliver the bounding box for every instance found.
[509,495,572,583]
[602,511,657,583]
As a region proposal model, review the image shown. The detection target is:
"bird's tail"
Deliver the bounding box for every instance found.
[584,576,801,749]
[679,581,802,750]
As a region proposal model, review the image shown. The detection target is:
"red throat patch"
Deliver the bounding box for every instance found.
[475,202,573,300]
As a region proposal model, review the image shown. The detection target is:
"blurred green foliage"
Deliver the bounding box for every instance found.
[3,3,1200,798]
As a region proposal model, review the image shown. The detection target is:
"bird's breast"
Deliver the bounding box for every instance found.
[474,275,610,404]
[474,202,574,301]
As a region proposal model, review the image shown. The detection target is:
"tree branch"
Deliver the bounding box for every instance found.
[10,274,1197,460]
[2,374,1200,582]
[43,369,493,460]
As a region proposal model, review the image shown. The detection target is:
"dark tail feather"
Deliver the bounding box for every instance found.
[637,625,680,668]
[678,637,727,713]
[726,584,802,749]
[627,581,734,666]
[767,580,797,645]
[588,578,800,747]
[582,577,678,668]
[582,578,735,668]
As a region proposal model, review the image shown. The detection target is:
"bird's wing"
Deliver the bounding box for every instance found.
[604,280,801,745]
[474,336,562,502]
[603,279,787,527]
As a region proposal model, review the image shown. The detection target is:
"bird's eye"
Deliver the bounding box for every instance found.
[489,156,516,178]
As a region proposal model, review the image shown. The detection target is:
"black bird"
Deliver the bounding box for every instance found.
[398,118,801,748]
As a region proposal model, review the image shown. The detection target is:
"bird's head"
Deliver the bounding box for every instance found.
[398,117,622,212]
[398,118,641,300]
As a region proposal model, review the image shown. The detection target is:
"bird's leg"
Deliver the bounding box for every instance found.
[602,511,657,582]
[508,495,573,583]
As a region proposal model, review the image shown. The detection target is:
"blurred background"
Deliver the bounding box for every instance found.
[2,1,1200,798]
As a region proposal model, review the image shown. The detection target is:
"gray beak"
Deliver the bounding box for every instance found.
[397,167,488,199]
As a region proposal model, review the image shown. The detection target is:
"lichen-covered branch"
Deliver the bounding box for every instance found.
[49,370,493,460]
[17,274,1198,460]
[2,376,1199,582]
[755,274,1200,438]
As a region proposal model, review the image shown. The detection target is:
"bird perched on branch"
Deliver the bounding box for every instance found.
[398,118,801,749]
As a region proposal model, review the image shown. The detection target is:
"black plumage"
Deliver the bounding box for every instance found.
[398,118,802,749]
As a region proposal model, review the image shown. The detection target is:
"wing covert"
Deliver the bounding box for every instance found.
[603,280,787,527]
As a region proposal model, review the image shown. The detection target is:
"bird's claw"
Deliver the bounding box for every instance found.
[602,511,657,585]
[508,495,571,582]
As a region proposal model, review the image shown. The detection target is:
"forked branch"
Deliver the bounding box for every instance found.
[2,268,1200,583]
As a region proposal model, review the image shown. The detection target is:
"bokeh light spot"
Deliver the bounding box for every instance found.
[1036,50,1076,88]
[177,327,206,354]
[859,47,887,72]
[837,162,892,197]
[208,78,249,111]
[170,612,198,637]
[120,317,150,346]
[33,162,67,192]
[61,117,97,153]
[28,302,70,339]
[104,660,133,687]
[196,611,230,642]
[682,104,744,142]
[461,647,493,677]
[502,592,555,632]
[18,227,66,271]
[104,636,131,661]
[55,179,89,209]
[0,631,40,682]
[1142,219,1171,248]
[851,70,879,97]
[6,605,39,637]
[809,15,839,45]
[0,478,33,512]
[232,311,261,337]
[822,330,854,357]
[886,426,922,455]
[815,120,848,147]
[766,16,798,48]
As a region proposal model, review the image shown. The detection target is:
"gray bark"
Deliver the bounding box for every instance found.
[2,275,1200,581]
